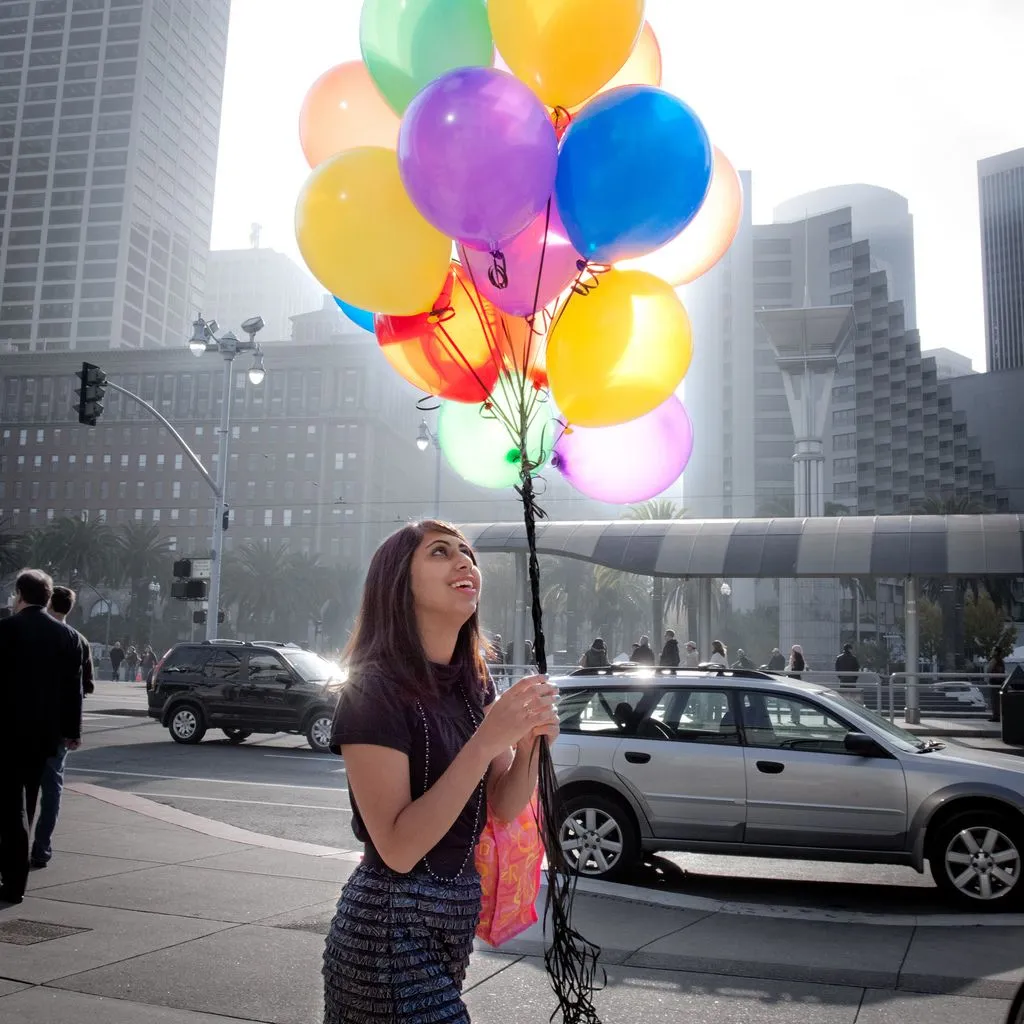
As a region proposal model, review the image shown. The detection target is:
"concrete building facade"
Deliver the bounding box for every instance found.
[922,347,975,380]
[0,0,230,353]
[978,146,1024,372]
[205,248,325,343]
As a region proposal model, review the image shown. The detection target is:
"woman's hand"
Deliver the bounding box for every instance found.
[475,674,558,758]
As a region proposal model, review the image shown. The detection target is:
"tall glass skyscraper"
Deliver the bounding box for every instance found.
[978,147,1024,372]
[0,0,231,352]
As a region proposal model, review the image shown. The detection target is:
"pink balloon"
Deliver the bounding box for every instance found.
[553,396,693,504]
[458,200,582,316]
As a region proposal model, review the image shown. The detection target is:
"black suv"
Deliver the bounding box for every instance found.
[147,640,342,752]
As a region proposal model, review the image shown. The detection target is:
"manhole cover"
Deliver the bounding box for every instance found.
[0,919,91,945]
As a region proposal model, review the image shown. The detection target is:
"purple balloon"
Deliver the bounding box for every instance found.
[458,198,582,316]
[399,67,558,251]
[553,397,693,505]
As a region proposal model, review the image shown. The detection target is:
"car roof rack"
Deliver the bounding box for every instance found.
[566,665,778,681]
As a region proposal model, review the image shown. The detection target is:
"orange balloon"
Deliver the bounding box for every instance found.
[377,263,514,403]
[617,146,744,286]
[299,61,400,168]
[569,22,662,113]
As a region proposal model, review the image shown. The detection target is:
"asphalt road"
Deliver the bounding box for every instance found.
[73,692,1024,916]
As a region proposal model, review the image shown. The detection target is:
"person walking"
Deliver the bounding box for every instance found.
[709,640,728,667]
[109,640,124,681]
[140,645,157,687]
[323,520,557,1022]
[835,643,860,691]
[788,644,807,679]
[31,586,94,870]
[631,635,656,666]
[579,637,609,668]
[0,570,83,904]
[124,645,139,682]
[659,629,680,667]
[682,640,700,668]
[765,647,786,672]
[986,649,1007,722]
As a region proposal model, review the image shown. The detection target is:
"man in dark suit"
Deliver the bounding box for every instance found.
[0,569,83,904]
[30,585,93,869]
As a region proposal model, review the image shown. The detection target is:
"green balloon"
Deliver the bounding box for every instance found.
[438,395,553,490]
[359,0,493,116]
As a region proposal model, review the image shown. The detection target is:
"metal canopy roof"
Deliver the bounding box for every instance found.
[460,516,1024,578]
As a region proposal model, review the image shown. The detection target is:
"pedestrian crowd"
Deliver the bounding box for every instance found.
[1,569,90,904]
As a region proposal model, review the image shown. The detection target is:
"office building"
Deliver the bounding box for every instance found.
[978,147,1024,371]
[0,0,231,352]
[205,247,325,343]
[922,347,975,380]
[774,185,917,329]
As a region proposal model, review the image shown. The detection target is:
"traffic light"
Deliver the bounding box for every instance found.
[193,610,225,625]
[172,579,208,600]
[75,361,106,426]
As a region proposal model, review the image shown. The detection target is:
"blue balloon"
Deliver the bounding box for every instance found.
[334,296,375,333]
[555,87,713,264]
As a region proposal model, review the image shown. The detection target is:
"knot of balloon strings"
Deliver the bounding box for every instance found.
[488,250,508,290]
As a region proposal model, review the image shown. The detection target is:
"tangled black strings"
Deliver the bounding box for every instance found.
[488,249,508,289]
[518,463,605,1023]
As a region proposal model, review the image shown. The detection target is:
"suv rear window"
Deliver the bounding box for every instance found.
[159,646,210,674]
[558,688,666,736]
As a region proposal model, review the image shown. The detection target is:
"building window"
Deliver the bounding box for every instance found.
[120,454,129,468]
[156,453,164,467]
[174,454,182,469]
[134,509,143,521]
[283,509,292,526]
[334,453,344,470]
[138,454,146,468]
[152,509,160,523]
[172,481,181,499]
[264,509,273,526]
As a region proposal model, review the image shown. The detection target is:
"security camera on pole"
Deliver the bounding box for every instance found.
[188,314,266,641]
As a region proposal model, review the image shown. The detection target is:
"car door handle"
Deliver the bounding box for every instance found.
[756,760,785,774]
[623,751,651,764]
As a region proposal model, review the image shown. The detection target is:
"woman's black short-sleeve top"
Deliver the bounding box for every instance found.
[329,663,496,876]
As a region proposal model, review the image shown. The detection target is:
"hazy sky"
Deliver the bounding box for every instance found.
[210,0,1023,369]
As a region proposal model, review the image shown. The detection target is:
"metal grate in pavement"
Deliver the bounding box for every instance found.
[0,919,91,945]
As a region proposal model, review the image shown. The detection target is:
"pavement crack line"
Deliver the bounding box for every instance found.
[621,909,719,962]
[462,954,526,994]
[895,923,917,989]
[851,986,869,1022]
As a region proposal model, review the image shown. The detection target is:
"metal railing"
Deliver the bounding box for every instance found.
[885,671,1003,724]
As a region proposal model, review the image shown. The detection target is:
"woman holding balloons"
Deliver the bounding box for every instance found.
[296,2,746,1020]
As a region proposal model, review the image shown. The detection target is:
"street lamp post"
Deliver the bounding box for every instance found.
[415,418,441,518]
[147,578,161,642]
[188,314,266,641]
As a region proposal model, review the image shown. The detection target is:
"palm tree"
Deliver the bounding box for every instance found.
[320,563,363,652]
[112,523,173,640]
[625,499,689,645]
[43,515,118,585]
[0,520,26,578]
[222,541,333,640]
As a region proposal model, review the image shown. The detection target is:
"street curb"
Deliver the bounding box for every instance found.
[68,783,1024,929]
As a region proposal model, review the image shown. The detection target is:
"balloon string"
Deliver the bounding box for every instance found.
[522,196,554,385]
[518,463,605,1023]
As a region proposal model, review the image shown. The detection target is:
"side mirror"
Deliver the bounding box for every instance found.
[845,731,882,757]
[275,672,293,685]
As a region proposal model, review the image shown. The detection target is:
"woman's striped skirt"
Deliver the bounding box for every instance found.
[323,862,482,1023]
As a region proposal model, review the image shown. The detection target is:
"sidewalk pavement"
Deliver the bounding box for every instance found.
[2,785,1023,1023]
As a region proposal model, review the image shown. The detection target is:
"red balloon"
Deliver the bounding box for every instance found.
[376,263,523,403]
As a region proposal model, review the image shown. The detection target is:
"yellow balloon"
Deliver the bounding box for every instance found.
[548,269,691,427]
[295,147,450,316]
[489,0,645,109]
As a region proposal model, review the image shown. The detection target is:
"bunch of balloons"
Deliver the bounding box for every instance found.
[295,0,743,507]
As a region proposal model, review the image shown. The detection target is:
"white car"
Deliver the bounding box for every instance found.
[932,682,988,708]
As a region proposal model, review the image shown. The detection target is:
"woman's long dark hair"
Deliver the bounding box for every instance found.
[343,520,489,704]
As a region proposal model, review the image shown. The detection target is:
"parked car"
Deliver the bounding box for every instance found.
[551,665,1024,909]
[147,640,342,751]
[932,681,989,709]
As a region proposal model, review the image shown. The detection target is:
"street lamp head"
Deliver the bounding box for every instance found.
[188,316,208,356]
[415,419,431,452]
[247,348,266,386]
[241,314,265,338]
[720,582,732,598]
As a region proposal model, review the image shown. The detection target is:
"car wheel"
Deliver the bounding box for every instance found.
[306,711,333,753]
[558,793,639,881]
[928,810,1024,910]
[223,728,252,744]
[168,704,206,745]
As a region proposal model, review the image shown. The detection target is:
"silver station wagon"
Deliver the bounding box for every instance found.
[551,666,1024,909]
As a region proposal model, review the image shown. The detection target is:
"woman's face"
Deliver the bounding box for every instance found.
[409,530,482,625]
